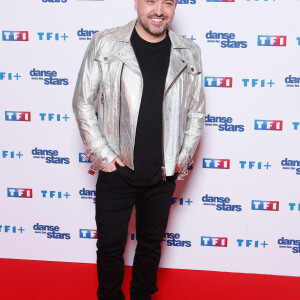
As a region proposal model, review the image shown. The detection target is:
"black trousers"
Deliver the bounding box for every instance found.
[95,168,177,300]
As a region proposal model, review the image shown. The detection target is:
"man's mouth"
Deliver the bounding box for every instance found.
[149,17,166,25]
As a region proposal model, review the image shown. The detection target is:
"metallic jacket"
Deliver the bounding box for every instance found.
[72,19,205,178]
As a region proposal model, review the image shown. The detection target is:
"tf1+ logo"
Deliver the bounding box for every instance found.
[289,203,300,211]
[252,200,279,211]
[258,35,287,47]
[79,229,97,239]
[254,120,283,131]
[201,236,228,247]
[41,190,71,199]
[7,188,33,198]
[237,239,268,248]
[2,31,28,41]
[40,113,70,122]
[177,0,197,4]
[0,73,21,80]
[37,32,68,41]
[239,161,271,170]
[242,79,275,88]
[203,159,230,169]
[1,151,23,159]
[171,197,193,206]
[0,225,25,233]
[5,111,31,121]
[205,77,232,87]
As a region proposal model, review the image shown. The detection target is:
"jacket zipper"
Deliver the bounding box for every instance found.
[119,64,124,161]
[161,96,166,181]
[161,56,187,181]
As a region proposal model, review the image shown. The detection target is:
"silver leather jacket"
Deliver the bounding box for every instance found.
[72,19,205,178]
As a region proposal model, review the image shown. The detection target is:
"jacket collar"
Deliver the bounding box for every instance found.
[113,18,190,49]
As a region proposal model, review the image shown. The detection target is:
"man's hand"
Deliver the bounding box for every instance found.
[101,157,125,172]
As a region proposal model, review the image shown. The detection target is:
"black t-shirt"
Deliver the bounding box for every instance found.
[117,27,172,186]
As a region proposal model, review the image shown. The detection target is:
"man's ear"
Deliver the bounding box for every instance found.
[134,0,138,12]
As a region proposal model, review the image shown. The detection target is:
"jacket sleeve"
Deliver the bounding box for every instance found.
[72,33,117,173]
[177,45,206,176]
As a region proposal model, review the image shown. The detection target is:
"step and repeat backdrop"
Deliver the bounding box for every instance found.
[1,0,300,277]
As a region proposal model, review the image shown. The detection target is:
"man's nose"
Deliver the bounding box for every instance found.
[153,3,164,16]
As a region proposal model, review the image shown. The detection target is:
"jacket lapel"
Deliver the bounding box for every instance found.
[164,49,187,95]
[114,44,142,77]
[164,29,190,95]
[112,19,142,77]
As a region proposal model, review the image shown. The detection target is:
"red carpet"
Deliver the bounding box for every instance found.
[0,258,299,300]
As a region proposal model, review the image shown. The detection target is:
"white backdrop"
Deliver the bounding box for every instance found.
[1,0,300,277]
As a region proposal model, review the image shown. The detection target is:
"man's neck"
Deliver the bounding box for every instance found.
[135,22,166,43]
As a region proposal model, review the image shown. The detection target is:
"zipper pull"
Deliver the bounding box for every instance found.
[161,166,167,181]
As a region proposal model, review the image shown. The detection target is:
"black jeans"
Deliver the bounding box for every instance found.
[95,168,177,300]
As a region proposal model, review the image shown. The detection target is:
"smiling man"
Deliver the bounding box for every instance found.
[73,0,205,299]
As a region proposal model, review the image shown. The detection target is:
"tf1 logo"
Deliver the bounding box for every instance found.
[252,200,279,211]
[5,111,31,121]
[205,77,232,87]
[254,120,283,131]
[258,35,287,47]
[2,31,28,41]
[7,188,33,198]
[203,159,230,169]
[201,236,228,247]
[79,229,97,239]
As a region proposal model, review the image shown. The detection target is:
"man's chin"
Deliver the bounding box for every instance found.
[147,25,168,37]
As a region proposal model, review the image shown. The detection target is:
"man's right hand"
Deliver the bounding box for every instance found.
[101,157,125,172]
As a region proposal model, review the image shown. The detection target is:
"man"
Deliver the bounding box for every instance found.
[73,0,205,299]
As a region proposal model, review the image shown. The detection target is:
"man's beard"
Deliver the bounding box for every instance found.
[138,14,169,36]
